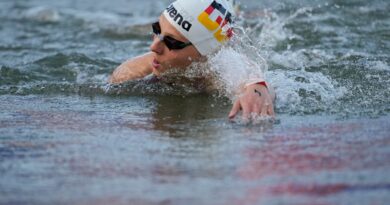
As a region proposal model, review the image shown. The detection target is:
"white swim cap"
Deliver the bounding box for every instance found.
[163,0,236,56]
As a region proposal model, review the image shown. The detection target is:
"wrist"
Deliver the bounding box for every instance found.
[245,83,268,95]
[245,81,268,90]
[255,81,267,88]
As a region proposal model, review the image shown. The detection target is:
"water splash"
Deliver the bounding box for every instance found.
[207,47,266,99]
[201,6,348,115]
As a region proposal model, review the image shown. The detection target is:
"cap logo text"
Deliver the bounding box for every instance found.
[166,4,192,32]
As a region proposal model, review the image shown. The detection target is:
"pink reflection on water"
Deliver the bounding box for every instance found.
[230,120,390,205]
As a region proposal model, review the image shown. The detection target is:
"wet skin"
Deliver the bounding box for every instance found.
[109,15,275,119]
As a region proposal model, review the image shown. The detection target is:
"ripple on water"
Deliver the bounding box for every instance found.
[23,6,60,23]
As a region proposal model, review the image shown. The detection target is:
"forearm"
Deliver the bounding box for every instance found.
[109,53,154,84]
[109,61,148,84]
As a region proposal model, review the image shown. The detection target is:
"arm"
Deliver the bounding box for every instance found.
[109,52,154,84]
[229,82,276,120]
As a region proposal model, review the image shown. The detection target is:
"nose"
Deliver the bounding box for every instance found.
[150,35,164,55]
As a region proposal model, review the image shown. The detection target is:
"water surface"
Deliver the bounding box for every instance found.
[0,0,389,204]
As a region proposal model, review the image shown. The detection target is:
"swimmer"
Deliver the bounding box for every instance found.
[109,0,275,120]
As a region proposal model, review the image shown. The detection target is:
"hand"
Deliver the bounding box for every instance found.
[228,83,275,120]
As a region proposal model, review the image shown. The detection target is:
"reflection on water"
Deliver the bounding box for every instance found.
[1,95,389,205]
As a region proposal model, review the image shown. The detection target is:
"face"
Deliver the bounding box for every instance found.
[150,15,202,76]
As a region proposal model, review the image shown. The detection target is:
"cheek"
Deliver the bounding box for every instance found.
[176,54,193,67]
[165,51,192,69]
[175,49,201,67]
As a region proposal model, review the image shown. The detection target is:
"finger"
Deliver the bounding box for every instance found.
[242,105,251,120]
[229,100,241,119]
[268,104,275,117]
[252,103,261,115]
[260,104,268,116]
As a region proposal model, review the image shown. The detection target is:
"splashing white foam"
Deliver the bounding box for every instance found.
[252,7,312,50]
[207,47,266,99]
[367,61,390,71]
[268,70,346,110]
[201,6,346,114]
[269,49,334,69]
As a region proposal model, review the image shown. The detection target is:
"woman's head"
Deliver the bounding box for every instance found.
[150,0,236,76]
[150,15,202,75]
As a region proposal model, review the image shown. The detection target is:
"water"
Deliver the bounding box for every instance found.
[1,0,389,204]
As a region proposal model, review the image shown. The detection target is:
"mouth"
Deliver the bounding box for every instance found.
[152,59,161,70]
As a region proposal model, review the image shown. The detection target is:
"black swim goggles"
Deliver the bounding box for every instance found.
[152,22,192,50]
